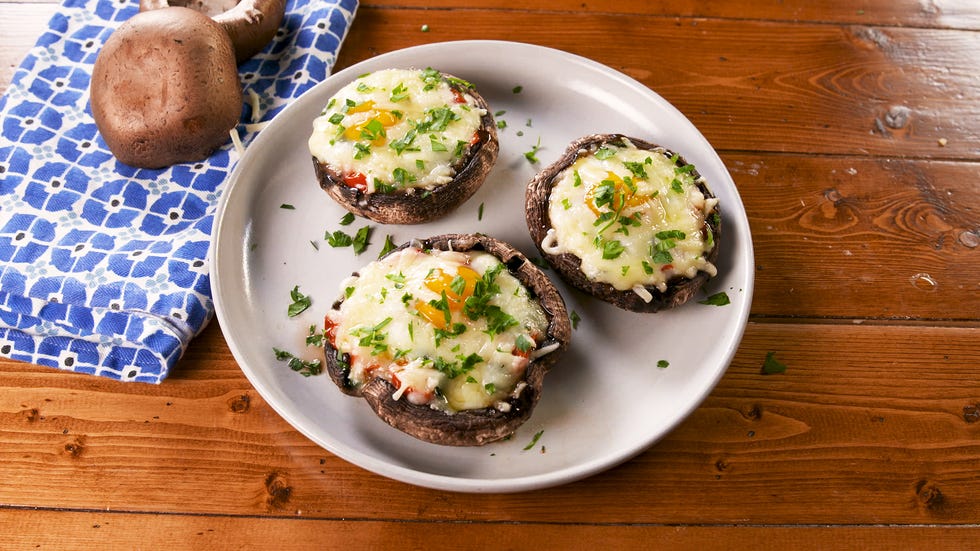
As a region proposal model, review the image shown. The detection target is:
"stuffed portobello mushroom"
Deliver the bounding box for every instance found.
[322,233,571,446]
[309,69,499,224]
[526,134,721,312]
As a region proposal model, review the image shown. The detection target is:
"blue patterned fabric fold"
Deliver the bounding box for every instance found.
[0,0,359,382]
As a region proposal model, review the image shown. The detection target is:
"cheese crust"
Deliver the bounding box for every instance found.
[309,68,488,194]
[326,246,549,413]
[544,139,718,295]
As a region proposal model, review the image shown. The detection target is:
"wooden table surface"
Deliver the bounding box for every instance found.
[2,0,980,548]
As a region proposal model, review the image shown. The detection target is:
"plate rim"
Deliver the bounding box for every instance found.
[210,39,755,493]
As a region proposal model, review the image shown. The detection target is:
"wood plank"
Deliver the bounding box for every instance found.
[725,153,980,321]
[364,0,980,30]
[2,509,980,550]
[336,8,980,160]
[2,322,979,525]
[5,6,978,160]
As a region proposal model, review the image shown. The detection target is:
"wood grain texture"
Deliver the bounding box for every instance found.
[2,0,980,547]
[727,153,980,320]
[336,8,980,160]
[2,322,979,525]
[2,509,980,550]
[364,0,980,30]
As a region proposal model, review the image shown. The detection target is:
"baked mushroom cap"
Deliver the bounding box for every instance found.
[526,133,721,312]
[324,233,571,446]
[311,71,499,225]
[139,0,287,63]
[90,7,242,169]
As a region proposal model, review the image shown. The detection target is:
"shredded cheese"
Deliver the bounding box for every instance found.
[545,140,717,292]
[308,68,486,193]
[326,247,550,413]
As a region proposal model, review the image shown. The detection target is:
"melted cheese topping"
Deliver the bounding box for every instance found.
[308,68,486,193]
[546,140,718,296]
[326,246,549,413]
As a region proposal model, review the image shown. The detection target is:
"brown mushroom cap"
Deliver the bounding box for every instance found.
[90,7,242,169]
[324,233,572,446]
[525,133,722,312]
[312,76,499,225]
[139,0,287,63]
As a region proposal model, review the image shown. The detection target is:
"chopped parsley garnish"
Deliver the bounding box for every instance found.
[359,118,385,142]
[483,305,518,337]
[524,138,542,164]
[650,237,678,265]
[392,167,416,187]
[512,85,523,94]
[352,226,371,254]
[326,230,353,248]
[339,212,356,226]
[623,161,649,180]
[378,234,397,258]
[762,351,787,374]
[385,272,407,287]
[280,203,295,210]
[477,202,485,221]
[698,291,731,306]
[458,352,484,372]
[420,67,442,90]
[657,359,669,369]
[523,429,544,450]
[287,286,311,317]
[651,248,673,265]
[273,348,322,377]
[389,129,419,154]
[600,239,625,260]
[593,147,616,160]
[390,82,409,102]
[461,263,504,320]
[656,229,686,240]
[416,106,459,133]
[429,134,448,152]
[670,178,684,193]
[350,317,393,355]
[446,139,465,159]
[353,142,371,159]
[570,310,581,330]
[515,334,533,354]
[306,324,325,347]
[430,352,478,379]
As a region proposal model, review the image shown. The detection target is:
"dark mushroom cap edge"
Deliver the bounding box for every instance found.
[312,74,500,225]
[525,133,722,313]
[323,233,571,447]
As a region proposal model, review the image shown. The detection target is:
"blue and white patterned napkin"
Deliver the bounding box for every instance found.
[0,0,358,383]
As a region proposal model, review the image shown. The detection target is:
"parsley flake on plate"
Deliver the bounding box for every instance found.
[287,286,311,317]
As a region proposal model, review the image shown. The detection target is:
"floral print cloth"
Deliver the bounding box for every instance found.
[0,0,358,382]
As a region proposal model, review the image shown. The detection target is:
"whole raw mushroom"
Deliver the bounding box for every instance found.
[90,7,242,168]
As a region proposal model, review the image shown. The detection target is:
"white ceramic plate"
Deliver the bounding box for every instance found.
[211,40,754,493]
